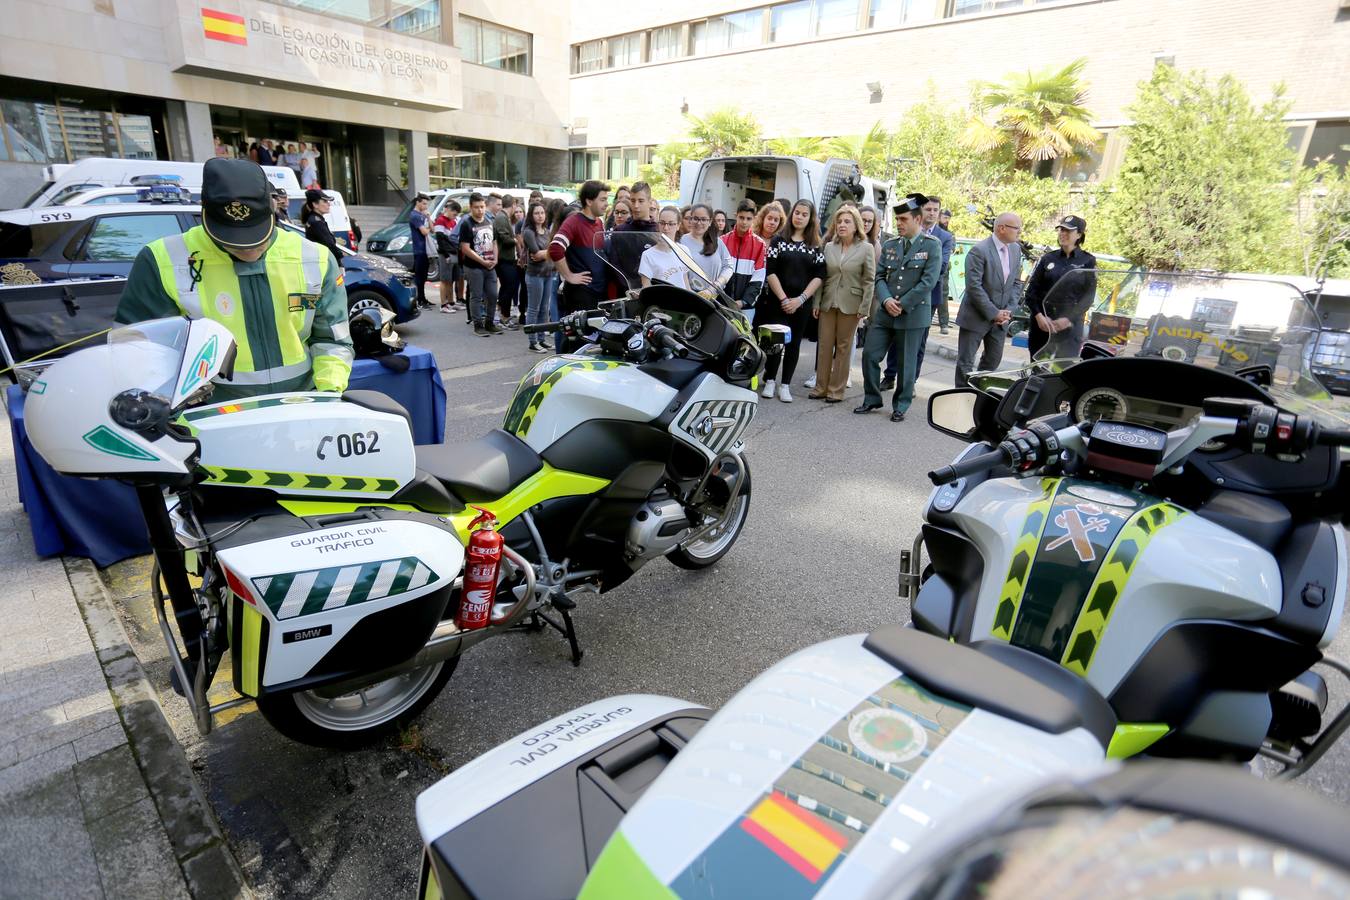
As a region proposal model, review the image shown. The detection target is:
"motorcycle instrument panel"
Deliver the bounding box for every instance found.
[1073,388,1201,432]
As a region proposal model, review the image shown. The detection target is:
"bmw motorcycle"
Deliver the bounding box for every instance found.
[410,269,1350,898]
[23,235,774,747]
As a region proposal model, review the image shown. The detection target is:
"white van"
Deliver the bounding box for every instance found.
[284,189,355,249]
[21,158,302,208]
[679,156,894,234]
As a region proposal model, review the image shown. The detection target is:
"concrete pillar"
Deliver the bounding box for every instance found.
[181,102,216,162]
[408,130,431,194]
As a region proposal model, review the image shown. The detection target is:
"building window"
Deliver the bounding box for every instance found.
[459,15,531,74]
[1057,132,1109,183]
[0,87,161,165]
[815,0,858,35]
[573,40,603,74]
[691,9,762,54]
[571,150,600,182]
[607,32,642,68]
[1306,120,1350,172]
[649,25,684,61]
[770,1,813,42]
[869,0,935,27]
[387,0,441,38]
[273,0,451,42]
[950,0,1036,16]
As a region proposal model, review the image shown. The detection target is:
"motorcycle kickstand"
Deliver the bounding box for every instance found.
[533,590,584,666]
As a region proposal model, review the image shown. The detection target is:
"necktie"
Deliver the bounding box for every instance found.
[998,242,1009,280]
[903,238,911,255]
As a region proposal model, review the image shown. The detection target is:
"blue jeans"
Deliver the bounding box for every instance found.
[525,272,558,345]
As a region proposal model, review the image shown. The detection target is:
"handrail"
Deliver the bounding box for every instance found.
[381,173,410,205]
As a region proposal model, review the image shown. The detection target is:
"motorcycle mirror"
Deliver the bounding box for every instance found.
[928,388,981,441]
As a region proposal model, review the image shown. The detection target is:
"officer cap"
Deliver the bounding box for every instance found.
[304,188,333,203]
[1056,215,1087,233]
[202,158,275,250]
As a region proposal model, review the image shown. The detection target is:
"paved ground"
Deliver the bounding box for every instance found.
[89,290,1350,897]
[0,397,247,898]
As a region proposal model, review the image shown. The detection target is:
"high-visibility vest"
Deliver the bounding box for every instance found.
[147,226,351,393]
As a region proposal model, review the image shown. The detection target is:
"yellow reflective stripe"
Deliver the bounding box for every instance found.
[1107,722,1170,759]
[991,477,1060,641]
[240,602,263,697]
[445,464,609,541]
[199,464,400,493]
[278,500,421,516]
[1060,502,1186,676]
[579,831,673,900]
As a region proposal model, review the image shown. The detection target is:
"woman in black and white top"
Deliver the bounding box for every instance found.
[759,199,826,402]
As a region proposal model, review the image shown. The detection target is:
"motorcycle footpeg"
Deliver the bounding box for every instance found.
[551,590,577,611]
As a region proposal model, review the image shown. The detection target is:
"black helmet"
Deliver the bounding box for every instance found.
[349,304,404,358]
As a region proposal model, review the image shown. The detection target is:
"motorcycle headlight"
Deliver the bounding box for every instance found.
[386,235,408,252]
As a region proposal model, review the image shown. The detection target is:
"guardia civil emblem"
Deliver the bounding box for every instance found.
[848,707,927,764]
[223,200,251,222]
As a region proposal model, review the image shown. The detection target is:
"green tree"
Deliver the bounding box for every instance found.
[767,134,827,160]
[1292,158,1350,279]
[826,122,892,178]
[961,58,1101,172]
[1099,66,1297,271]
[684,108,763,157]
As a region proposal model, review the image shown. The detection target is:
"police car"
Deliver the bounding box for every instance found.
[0,193,417,321]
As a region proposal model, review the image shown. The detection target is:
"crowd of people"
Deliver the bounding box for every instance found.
[404,178,1096,418]
[215,136,325,190]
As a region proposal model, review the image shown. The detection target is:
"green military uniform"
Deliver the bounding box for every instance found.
[862,231,943,417]
[115,158,352,402]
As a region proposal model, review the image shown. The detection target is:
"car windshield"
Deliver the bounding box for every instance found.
[106,317,192,398]
[980,267,1350,428]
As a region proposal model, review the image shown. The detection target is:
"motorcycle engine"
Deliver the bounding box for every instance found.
[625,497,693,563]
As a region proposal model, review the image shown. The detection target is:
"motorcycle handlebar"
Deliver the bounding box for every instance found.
[649,325,688,358]
[521,321,559,334]
[1318,427,1350,448]
[928,446,1009,485]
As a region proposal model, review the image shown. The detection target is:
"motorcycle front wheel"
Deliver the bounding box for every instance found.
[668,459,752,570]
[255,657,458,749]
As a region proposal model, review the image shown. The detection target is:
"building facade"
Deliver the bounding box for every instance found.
[568,0,1350,187]
[0,0,570,207]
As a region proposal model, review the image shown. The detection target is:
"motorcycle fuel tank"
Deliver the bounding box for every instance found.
[502,356,677,454]
[180,393,415,498]
[941,476,1283,699]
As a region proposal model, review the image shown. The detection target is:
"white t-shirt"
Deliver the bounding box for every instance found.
[639,246,690,289]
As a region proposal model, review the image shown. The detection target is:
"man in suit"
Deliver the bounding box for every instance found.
[856,194,943,423]
[955,212,1023,387]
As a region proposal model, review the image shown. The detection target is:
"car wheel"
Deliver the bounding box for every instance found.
[347,289,393,314]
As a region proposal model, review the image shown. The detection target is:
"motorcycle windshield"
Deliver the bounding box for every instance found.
[594,229,738,310]
[995,267,1350,428]
[105,317,191,399]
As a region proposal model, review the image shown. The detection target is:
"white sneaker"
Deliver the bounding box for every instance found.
[804,373,817,389]
[760,378,776,399]
[847,375,853,388]
[778,383,793,403]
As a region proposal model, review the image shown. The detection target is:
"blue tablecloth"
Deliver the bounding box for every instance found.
[7,344,444,567]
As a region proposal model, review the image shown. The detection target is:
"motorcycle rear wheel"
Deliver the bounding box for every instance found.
[255,657,458,749]
[667,462,752,570]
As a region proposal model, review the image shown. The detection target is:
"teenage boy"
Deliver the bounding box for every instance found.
[456,192,502,336]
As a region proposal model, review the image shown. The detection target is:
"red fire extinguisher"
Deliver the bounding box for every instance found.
[457,506,503,630]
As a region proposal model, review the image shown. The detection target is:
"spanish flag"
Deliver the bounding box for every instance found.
[202,7,246,45]
[739,792,847,883]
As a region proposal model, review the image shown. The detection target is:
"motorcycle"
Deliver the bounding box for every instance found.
[23,234,777,747]
[408,268,1350,898]
[905,268,1350,771]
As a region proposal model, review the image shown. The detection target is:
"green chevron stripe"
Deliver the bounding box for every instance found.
[252,557,441,620]
[298,565,341,618]
[199,465,400,494]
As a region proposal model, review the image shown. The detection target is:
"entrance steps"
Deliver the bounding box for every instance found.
[348,205,401,246]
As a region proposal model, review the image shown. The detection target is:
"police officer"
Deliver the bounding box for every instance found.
[856,193,943,422]
[116,158,352,401]
[1024,215,1096,358]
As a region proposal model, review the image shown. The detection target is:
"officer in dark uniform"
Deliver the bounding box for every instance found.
[856,194,943,422]
[1024,215,1096,358]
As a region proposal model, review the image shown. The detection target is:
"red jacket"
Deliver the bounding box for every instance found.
[722,229,766,308]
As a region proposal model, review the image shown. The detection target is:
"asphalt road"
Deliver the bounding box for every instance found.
[104,289,1350,898]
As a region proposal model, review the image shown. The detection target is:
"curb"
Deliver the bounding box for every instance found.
[64,557,253,900]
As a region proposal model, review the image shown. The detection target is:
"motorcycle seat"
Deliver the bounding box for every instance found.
[415,429,542,503]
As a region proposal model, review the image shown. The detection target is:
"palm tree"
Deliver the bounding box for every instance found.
[961,58,1101,172]
[685,108,763,157]
[768,134,827,160]
[826,122,892,177]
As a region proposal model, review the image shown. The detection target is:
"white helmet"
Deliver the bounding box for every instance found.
[26,318,235,479]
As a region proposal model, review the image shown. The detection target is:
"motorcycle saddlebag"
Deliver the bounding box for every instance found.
[214,508,464,697]
[416,695,711,900]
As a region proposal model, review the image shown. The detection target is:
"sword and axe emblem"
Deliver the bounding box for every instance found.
[1046,505,1111,562]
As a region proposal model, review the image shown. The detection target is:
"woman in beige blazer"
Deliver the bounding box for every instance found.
[811,206,875,402]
